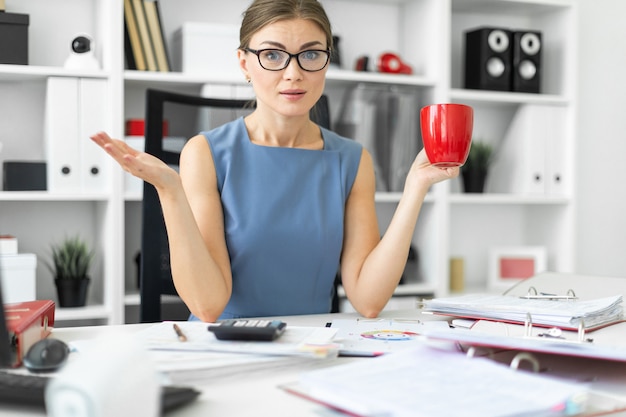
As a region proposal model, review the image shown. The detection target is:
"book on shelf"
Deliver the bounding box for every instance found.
[143,0,170,72]
[131,0,157,71]
[123,0,146,70]
[421,293,624,331]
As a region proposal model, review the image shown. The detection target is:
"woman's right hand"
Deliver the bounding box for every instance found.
[90,131,180,190]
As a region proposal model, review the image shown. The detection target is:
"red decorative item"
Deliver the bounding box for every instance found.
[125,119,169,136]
[377,52,413,75]
[3,300,55,367]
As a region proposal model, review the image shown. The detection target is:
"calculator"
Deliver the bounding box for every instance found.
[208,319,287,341]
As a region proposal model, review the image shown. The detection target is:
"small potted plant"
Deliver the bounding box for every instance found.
[46,236,94,308]
[462,141,493,193]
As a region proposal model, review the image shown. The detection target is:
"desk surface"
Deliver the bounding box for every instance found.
[1,309,434,417]
[4,307,626,417]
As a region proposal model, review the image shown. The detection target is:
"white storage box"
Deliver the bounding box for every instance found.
[0,253,37,303]
[172,22,240,76]
[0,235,18,255]
[124,136,145,196]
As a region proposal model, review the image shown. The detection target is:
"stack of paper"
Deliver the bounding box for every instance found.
[421,294,624,330]
[289,344,597,417]
[137,321,338,384]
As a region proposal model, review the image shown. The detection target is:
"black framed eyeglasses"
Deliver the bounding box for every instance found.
[244,48,330,72]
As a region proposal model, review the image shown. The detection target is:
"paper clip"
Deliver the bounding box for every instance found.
[521,286,578,300]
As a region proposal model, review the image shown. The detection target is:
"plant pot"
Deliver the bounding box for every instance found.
[462,167,488,193]
[55,277,90,308]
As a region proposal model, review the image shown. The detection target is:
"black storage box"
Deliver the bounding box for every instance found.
[0,12,29,65]
[3,161,46,191]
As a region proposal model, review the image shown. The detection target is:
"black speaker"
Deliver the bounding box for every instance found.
[464,27,512,91]
[512,30,542,93]
[2,161,47,191]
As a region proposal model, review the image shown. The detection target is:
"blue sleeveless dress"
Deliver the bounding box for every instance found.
[200,117,362,319]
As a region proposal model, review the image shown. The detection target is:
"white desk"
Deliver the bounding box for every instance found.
[1,309,435,417]
[3,307,626,417]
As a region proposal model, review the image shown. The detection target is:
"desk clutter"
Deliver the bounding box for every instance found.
[289,345,612,417]
[421,292,624,331]
[4,273,626,416]
[136,321,339,385]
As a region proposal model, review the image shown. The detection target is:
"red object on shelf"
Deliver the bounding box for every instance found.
[377,52,413,75]
[4,300,55,367]
[125,119,168,136]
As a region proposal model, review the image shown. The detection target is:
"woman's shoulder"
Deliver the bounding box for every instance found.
[321,126,362,155]
[203,117,246,142]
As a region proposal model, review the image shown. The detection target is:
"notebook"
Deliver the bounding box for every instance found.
[0,263,200,412]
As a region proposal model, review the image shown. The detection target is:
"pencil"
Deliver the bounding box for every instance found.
[173,323,187,342]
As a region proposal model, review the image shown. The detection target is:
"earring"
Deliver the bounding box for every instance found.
[246,78,251,84]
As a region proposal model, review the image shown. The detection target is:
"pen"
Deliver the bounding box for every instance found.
[173,323,187,342]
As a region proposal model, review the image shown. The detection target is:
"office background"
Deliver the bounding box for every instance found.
[576,0,626,277]
[0,0,624,326]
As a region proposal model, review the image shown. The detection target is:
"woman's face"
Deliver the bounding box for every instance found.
[239,18,328,119]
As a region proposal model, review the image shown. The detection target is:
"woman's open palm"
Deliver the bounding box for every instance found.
[90,131,179,190]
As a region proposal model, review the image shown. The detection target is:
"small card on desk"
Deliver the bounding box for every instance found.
[329,318,450,356]
[3,300,55,367]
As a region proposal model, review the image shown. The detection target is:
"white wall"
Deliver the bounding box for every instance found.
[576,0,626,276]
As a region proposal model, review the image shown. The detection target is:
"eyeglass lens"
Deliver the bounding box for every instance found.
[255,49,329,71]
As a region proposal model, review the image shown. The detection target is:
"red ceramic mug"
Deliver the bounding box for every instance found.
[420,103,473,167]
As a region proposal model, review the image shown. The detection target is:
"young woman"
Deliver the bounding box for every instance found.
[91,0,458,322]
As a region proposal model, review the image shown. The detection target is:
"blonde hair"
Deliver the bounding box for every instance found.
[239,0,333,51]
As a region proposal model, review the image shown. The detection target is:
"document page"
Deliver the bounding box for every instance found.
[138,321,338,357]
[295,344,589,417]
[136,321,339,384]
[422,294,623,330]
[330,318,450,355]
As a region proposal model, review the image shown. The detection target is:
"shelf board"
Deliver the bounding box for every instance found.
[124,292,182,306]
[449,193,570,205]
[55,305,111,322]
[0,64,108,81]
[124,192,143,202]
[450,88,570,106]
[375,192,435,204]
[125,70,243,88]
[326,69,435,88]
[124,68,436,89]
[0,191,110,202]
[451,0,573,15]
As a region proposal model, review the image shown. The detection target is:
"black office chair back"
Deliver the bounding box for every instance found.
[139,89,331,323]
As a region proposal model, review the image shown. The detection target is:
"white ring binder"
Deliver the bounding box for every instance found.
[510,352,540,372]
[522,286,578,300]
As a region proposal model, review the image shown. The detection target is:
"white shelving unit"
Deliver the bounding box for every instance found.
[0,0,577,325]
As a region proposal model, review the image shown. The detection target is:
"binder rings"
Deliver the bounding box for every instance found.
[421,292,623,331]
[286,344,626,417]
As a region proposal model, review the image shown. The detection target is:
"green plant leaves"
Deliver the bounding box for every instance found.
[47,236,94,280]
